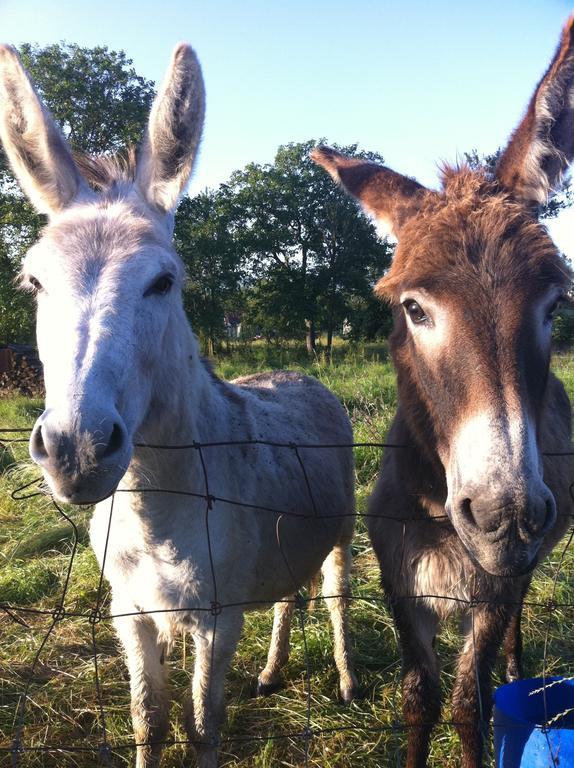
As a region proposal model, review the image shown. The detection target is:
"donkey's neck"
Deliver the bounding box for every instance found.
[393,395,448,510]
[127,309,225,492]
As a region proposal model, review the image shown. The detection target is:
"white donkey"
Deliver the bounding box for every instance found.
[0,44,358,767]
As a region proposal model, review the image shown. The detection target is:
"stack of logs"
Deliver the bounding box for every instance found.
[0,346,45,398]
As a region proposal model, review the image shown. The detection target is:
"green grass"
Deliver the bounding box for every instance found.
[0,345,573,766]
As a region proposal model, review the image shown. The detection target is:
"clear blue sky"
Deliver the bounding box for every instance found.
[0,0,572,254]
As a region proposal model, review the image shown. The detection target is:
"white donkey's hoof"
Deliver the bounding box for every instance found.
[255,675,282,697]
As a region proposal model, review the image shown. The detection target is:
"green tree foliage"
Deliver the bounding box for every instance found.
[223,140,393,354]
[16,43,155,157]
[0,179,42,342]
[175,191,245,355]
[552,304,574,348]
[0,43,155,344]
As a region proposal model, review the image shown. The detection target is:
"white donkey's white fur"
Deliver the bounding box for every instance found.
[0,44,357,767]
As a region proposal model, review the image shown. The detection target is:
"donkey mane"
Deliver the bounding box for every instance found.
[74,147,138,196]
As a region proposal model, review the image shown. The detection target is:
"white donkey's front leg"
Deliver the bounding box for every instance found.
[113,605,170,768]
[185,610,244,768]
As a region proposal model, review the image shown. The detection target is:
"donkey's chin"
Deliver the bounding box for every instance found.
[466,545,539,578]
[43,468,127,506]
[449,515,540,577]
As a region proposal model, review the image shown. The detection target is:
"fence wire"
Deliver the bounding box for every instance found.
[0,426,573,766]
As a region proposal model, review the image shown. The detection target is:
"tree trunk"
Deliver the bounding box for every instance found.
[326,324,333,363]
[305,318,316,356]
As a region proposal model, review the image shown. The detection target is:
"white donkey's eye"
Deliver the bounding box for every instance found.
[27,275,43,294]
[402,298,429,325]
[144,273,174,297]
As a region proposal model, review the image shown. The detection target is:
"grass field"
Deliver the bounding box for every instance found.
[1,343,574,767]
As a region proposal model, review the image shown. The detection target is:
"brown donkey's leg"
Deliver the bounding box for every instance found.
[502,605,523,683]
[452,604,512,768]
[394,599,441,768]
[503,577,531,683]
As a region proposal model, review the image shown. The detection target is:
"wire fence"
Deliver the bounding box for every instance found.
[0,426,574,766]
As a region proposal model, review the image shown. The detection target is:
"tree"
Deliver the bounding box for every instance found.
[224,140,392,355]
[175,190,245,355]
[0,176,43,343]
[18,43,155,156]
[0,43,155,344]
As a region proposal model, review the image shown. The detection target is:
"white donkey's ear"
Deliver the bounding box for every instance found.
[496,16,574,204]
[0,45,87,215]
[136,43,205,214]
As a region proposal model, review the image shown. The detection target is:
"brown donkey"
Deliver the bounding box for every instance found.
[313,15,574,768]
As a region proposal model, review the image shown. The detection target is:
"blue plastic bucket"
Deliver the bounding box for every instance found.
[494,677,574,767]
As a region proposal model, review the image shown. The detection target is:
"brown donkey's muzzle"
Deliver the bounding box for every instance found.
[448,482,557,576]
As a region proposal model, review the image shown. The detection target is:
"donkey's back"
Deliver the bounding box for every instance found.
[204,369,356,599]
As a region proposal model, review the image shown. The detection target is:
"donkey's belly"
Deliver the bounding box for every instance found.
[246,514,342,604]
[90,500,340,631]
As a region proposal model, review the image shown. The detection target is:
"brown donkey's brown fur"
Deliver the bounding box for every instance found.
[313,15,574,768]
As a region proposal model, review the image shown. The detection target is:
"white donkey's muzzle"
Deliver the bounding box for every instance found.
[29,407,131,504]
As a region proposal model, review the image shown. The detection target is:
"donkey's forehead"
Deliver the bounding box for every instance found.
[382,176,570,297]
[35,201,180,271]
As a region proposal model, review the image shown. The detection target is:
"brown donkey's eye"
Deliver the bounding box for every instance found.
[403,299,428,325]
[545,298,562,323]
[144,273,174,297]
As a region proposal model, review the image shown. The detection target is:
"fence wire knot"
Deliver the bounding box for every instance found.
[546,599,558,613]
[88,608,104,626]
[301,725,314,742]
[210,601,222,617]
[51,604,66,622]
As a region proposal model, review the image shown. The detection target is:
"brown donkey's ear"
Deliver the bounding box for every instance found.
[311,145,428,239]
[496,15,574,204]
[0,45,88,215]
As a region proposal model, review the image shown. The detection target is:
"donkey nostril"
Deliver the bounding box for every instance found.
[537,498,556,534]
[459,498,475,527]
[30,423,48,461]
[102,422,124,459]
[520,494,556,537]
